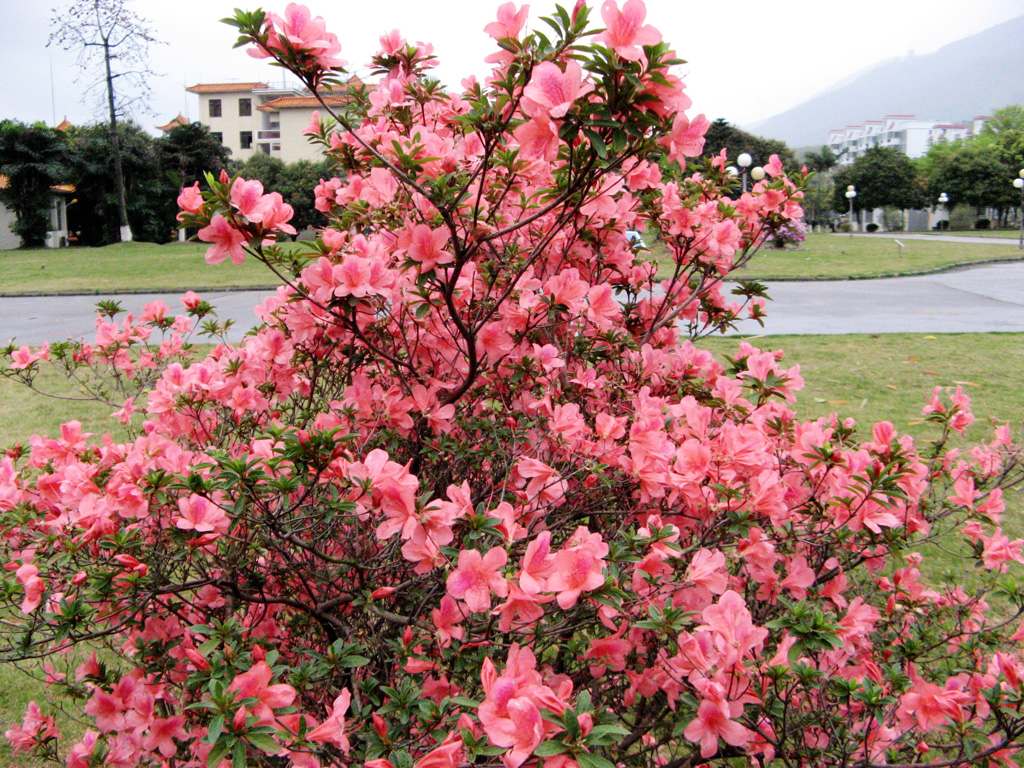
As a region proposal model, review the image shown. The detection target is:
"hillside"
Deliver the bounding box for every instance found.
[749,15,1024,148]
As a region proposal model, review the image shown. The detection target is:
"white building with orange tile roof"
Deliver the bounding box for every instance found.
[184,79,361,163]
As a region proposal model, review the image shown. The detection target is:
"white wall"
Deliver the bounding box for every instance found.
[0,202,20,250]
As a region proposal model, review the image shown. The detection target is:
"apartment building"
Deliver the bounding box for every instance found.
[182,79,360,163]
[827,114,987,166]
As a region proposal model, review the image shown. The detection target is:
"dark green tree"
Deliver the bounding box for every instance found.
[700,118,797,171]
[802,145,840,228]
[977,105,1024,171]
[156,122,231,188]
[927,143,1017,211]
[67,122,168,245]
[230,153,286,190]
[276,159,333,235]
[832,147,923,213]
[0,120,72,247]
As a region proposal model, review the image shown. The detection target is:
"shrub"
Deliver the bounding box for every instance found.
[2,4,1024,768]
[950,203,975,230]
[882,206,904,232]
[865,222,879,232]
[769,219,807,248]
[975,217,991,230]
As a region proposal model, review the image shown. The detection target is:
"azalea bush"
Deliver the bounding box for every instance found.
[4,3,1024,768]
[769,219,807,249]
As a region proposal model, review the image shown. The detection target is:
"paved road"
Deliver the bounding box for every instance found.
[731,262,1024,336]
[3,261,1024,345]
[0,290,278,346]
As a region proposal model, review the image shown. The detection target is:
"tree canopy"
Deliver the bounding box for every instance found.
[0,120,72,247]
[833,147,923,212]
[700,118,797,171]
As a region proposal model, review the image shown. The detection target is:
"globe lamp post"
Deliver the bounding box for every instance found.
[938,192,949,232]
[845,185,857,238]
[1014,169,1024,250]
[738,153,752,193]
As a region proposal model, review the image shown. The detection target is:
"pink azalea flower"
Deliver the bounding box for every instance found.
[594,0,662,61]
[446,546,509,613]
[228,661,297,726]
[176,182,204,217]
[683,680,754,758]
[15,562,44,614]
[431,595,465,647]
[659,112,710,167]
[484,3,530,40]
[414,732,464,768]
[397,222,452,271]
[230,177,265,218]
[197,215,247,265]
[546,527,608,608]
[513,115,561,161]
[306,689,352,752]
[522,61,594,120]
[174,494,229,535]
[140,716,187,759]
[250,191,297,234]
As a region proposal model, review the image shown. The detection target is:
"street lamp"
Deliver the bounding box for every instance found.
[938,192,949,232]
[750,166,766,183]
[1014,169,1024,250]
[738,152,752,193]
[845,184,857,238]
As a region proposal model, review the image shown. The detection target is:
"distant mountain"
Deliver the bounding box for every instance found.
[748,15,1024,149]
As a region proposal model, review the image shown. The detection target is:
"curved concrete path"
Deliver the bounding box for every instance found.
[3,261,1024,345]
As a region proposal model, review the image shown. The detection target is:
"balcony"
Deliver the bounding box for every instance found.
[256,130,281,141]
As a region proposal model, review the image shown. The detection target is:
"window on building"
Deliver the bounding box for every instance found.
[239,98,252,117]
[211,132,223,144]
[209,99,222,118]
[240,131,253,149]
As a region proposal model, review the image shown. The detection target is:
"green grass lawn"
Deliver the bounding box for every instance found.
[0,241,284,295]
[649,232,1023,280]
[914,229,1024,239]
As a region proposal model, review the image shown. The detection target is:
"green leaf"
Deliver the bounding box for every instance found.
[577,753,617,768]
[232,738,248,768]
[246,732,280,754]
[534,741,569,757]
[205,715,225,744]
[340,655,371,667]
[206,738,231,768]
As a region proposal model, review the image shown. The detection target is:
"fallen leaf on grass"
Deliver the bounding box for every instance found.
[814,398,827,403]
[885,385,898,391]
[953,380,979,387]
[907,355,920,362]
[923,371,939,376]
[828,400,849,405]
[923,335,937,340]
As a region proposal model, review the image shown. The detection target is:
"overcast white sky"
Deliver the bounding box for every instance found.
[1,0,1022,134]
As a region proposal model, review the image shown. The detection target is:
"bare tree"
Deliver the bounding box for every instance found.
[49,0,160,243]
